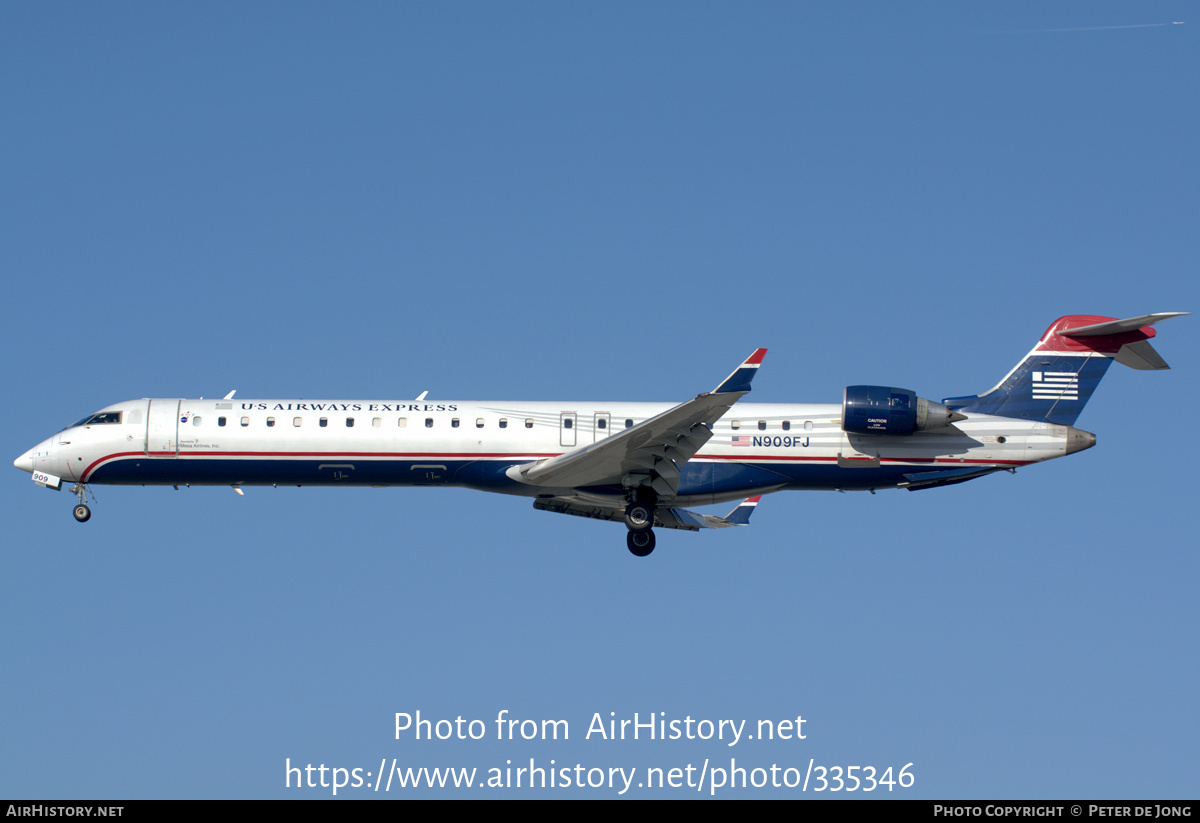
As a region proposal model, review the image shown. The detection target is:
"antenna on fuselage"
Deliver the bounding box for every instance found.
[415,391,428,401]
[223,390,236,400]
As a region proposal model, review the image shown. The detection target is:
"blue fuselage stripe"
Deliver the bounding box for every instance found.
[88,454,988,494]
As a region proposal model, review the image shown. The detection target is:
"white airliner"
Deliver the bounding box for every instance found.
[14,312,1185,556]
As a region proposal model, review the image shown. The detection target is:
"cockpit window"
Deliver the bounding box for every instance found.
[70,411,123,428]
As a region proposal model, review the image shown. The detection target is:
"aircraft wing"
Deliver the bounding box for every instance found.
[510,349,767,498]
[533,495,767,532]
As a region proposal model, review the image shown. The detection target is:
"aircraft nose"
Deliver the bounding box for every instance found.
[14,448,35,474]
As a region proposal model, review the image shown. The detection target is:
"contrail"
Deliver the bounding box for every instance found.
[1014,22,1179,33]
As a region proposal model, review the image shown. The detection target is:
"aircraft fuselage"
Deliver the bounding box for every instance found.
[17,396,1084,507]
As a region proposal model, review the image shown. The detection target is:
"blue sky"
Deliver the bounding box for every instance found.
[2,2,1196,798]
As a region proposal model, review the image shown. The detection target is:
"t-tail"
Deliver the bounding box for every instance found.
[943,313,1187,425]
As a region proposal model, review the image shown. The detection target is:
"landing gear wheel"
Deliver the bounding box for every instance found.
[624,502,655,532]
[627,529,655,557]
[73,504,91,523]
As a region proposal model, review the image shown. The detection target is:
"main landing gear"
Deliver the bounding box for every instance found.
[626,529,655,557]
[70,484,92,523]
[624,500,656,557]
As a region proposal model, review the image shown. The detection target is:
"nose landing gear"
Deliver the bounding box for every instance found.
[69,484,93,523]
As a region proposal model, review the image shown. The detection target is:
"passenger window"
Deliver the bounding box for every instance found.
[241,417,249,427]
[625,419,633,428]
[218,417,226,427]
[346,418,354,427]
[782,421,790,431]
[525,419,533,429]
[499,418,508,429]
[193,416,202,426]
[320,417,328,427]
[597,419,606,430]
[476,418,485,428]
[563,418,572,429]
[731,420,741,430]
[425,418,433,428]
[398,417,407,428]
[294,417,302,427]
[267,417,275,427]
[372,418,381,427]
[451,418,460,428]
[758,420,766,430]
[805,421,813,432]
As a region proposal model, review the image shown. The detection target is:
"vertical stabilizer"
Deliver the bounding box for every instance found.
[943,313,1185,425]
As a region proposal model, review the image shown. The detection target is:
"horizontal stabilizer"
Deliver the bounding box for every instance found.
[1114,339,1170,370]
[1057,312,1187,371]
[1056,312,1187,337]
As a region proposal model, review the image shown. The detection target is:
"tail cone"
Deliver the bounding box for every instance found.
[1065,427,1096,455]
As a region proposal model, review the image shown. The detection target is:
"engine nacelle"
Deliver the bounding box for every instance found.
[842,385,964,436]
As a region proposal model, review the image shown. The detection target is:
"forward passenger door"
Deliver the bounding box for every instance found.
[146,399,179,456]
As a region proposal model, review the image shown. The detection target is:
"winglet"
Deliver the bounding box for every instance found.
[713,348,768,394]
[724,495,762,526]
